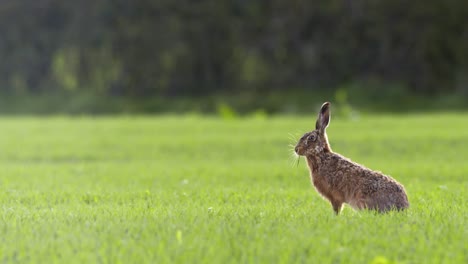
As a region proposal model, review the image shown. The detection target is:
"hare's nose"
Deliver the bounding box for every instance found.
[294,146,299,153]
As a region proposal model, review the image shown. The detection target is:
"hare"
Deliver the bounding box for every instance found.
[294,102,409,214]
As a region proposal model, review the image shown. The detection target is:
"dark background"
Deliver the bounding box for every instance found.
[1,0,467,114]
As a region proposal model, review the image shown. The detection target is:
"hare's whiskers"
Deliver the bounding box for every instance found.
[287,132,301,167]
[288,148,300,167]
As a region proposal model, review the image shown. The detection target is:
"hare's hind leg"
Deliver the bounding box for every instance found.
[364,193,408,213]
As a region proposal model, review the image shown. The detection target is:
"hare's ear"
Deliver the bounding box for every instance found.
[315,102,331,132]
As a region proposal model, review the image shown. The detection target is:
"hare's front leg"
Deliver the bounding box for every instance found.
[331,200,343,215]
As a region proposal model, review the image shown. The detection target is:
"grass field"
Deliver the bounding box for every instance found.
[0,114,467,263]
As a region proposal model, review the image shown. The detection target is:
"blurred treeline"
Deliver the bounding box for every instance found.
[1,1,467,113]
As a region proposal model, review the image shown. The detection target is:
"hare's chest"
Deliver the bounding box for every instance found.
[310,172,333,198]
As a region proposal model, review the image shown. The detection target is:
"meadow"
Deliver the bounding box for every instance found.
[0,113,466,263]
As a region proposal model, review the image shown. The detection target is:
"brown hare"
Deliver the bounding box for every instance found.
[294,102,409,214]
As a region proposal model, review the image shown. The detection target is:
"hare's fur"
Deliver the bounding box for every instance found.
[295,102,409,214]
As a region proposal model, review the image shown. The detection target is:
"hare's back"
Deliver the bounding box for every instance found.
[360,170,404,193]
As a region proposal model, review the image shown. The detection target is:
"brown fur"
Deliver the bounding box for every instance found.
[295,102,409,214]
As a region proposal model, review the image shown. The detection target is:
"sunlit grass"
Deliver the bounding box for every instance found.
[0,114,466,263]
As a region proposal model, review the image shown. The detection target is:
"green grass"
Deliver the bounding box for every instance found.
[0,114,466,263]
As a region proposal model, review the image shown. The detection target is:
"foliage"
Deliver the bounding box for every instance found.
[0,1,467,97]
[0,115,466,263]
[0,90,468,115]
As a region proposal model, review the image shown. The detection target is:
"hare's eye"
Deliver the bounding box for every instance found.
[308,135,316,141]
